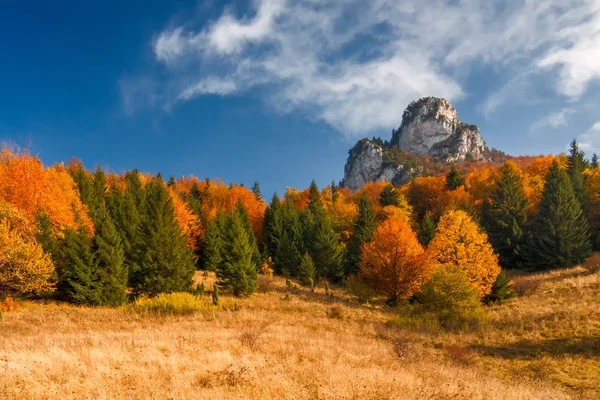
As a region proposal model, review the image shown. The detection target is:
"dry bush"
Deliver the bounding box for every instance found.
[0,297,18,312]
[326,305,344,320]
[345,276,376,304]
[257,275,275,292]
[238,321,271,350]
[444,345,478,366]
[512,277,543,296]
[583,255,600,274]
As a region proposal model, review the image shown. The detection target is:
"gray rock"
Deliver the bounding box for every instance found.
[341,97,489,191]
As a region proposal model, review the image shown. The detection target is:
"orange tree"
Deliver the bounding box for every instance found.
[427,210,500,297]
[359,217,430,301]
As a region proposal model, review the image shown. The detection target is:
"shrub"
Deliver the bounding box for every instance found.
[345,276,376,304]
[195,282,205,296]
[0,297,18,312]
[212,285,220,305]
[483,271,514,305]
[238,321,271,350]
[583,255,600,274]
[417,269,485,330]
[327,305,344,319]
[512,276,543,297]
[129,292,215,315]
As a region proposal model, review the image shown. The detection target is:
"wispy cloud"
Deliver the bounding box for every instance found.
[578,121,600,155]
[530,108,576,131]
[129,0,600,136]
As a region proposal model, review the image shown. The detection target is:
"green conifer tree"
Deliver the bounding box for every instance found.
[235,200,262,266]
[263,193,283,259]
[298,252,317,289]
[566,139,588,206]
[167,175,176,188]
[379,184,399,207]
[94,208,127,306]
[58,227,99,305]
[35,212,60,268]
[132,178,196,296]
[591,153,599,168]
[445,165,465,190]
[274,203,304,275]
[251,181,263,201]
[482,162,529,268]
[217,210,258,296]
[417,212,436,247]
[202,212,225,271]
[345,195,377,275]
[524,161,592,269]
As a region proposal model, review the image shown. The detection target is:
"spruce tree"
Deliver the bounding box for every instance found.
[417,212,436,247]
[274,203,303,275]
[251,181,262,201]
[263,193,283,259]
[217,210,258,296]
[167,175,176,188]
[58,227,99,305]
[302,181,344,280]
[132,178,196,296]
[345,195,377,275]
[566,139,588,207]
[298,252,317,289]
[524,161,592,270]
[482,162,529,268]
[201,213,225,271]
[36,212,60,268]
[235,200,262,266]
[379,184,399,207]
[94,208,127,306]
[591,153,599,168]
[445,165,465,190]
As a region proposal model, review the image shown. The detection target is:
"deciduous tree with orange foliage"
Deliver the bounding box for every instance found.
[359,218,430,301]
[427,210,500,297]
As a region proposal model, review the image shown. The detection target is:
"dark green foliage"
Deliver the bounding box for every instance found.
[217,209,258,297]
[345,195,377,275]
[483,271,514,305]
[482,163,528,268]
[234,200,262,267]
[58,227,99,305]
[131,178,196,296]
[201,213,225,271]
[298,252,317,289]
[566,139,588,206]
[167,175,176,188]
[445,165,465,190]
[212,284,219,305]
[273,203,303,275]
[302,181,344,280]
[417,213,436,247]
[251,181,262,201]
[263,193,282,259]
[591,153,599,168]
[196,282,205,296]
[94,208,127,306]
[35,212,60,268]
[379,184,399,207]
[524,162,592,270]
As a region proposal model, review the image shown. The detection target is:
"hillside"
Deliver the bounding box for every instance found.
[1,264,599,399]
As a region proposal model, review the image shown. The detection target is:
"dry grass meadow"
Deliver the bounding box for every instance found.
[1,265,599,400]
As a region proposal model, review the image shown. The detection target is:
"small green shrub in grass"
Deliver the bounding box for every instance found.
[129,292,216,315]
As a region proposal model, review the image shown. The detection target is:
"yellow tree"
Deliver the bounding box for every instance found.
[359,218,431,300]
[0,202,54,294]
[427,210,500,297]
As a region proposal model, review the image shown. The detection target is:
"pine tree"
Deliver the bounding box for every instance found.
[302,181,344,280]
[263,193,282,259]
[235,200,262,266]
[566,139,588,206]
[417,212,436,247]
[132,178,196,296]
[345,195,377,275]
[524,161,592,270]
[251,181,262,201]
[298,252,317,289]
[94,208,127,306]
[591,153,599,168]
[217,210,258,296]
[274,203,303,275]
[36,212,60,268]
[201,213,225,271]
[482,162,528,268]
[58,227,99,305]
[445,165,465,190]
[379,184,399,207]
[167,175,176,188]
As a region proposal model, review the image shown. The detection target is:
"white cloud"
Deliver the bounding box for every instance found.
[530,108,576,131]
[142,0,600,135]
[578,122,600,154]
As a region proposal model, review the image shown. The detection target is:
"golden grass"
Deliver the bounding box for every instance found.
[0,267,598,399]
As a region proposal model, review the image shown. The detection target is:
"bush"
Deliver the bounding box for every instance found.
[483,271,514,305]
[129,292,216,315]
[345,276,376,304]
[583,255,600,274]
[417,269,485,330]
[0,297,18,312]
[512,276,542,297]
[327,305,344,319]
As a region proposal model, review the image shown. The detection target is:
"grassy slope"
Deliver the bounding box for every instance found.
[0,266,598,400]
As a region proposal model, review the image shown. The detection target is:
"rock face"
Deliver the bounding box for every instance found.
[341,97,490,191]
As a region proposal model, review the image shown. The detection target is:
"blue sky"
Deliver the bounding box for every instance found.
[2,0,600,197]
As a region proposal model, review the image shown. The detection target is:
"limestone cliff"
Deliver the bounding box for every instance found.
[341,97,490,191]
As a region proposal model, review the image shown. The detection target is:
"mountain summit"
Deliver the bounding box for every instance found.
[341,97,490,190]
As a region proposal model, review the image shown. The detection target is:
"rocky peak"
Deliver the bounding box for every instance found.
[341,97,491,191]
